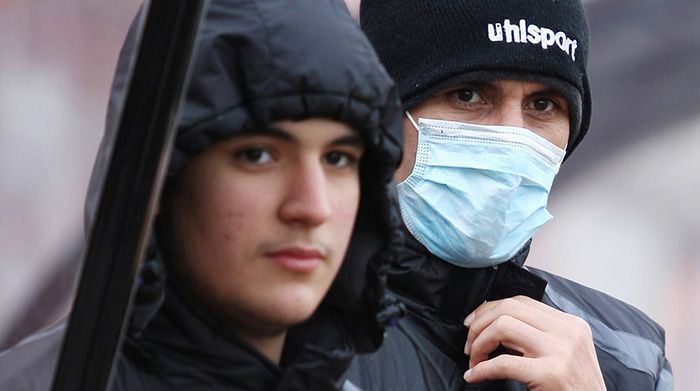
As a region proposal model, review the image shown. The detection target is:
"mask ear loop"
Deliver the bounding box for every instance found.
[405,111,420,132]
[398,111,424,187]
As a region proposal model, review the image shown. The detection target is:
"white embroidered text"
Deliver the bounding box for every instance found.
[487,19,578,61]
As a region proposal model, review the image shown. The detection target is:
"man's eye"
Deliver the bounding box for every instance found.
[323,151,356,168]
[235,147,273,164]
[454,88,482,103]
[529,98,555,112]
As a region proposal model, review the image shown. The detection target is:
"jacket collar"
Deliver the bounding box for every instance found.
[386,231,547,363]
[124,279,282,390]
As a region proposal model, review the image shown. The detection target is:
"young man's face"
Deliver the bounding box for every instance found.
[396,78,570,181]
[164,118,364,339]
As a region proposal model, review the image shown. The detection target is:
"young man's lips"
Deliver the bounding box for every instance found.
[265,247,325,273]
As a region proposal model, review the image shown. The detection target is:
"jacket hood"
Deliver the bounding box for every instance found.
[86,0,404,361]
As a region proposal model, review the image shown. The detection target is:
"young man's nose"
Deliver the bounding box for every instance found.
[278,162,332,227]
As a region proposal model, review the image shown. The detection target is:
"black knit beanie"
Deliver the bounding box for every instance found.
[360,0,591,156]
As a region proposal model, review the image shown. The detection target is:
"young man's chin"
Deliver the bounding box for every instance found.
[225,286,326,332]
[265,286,326,325]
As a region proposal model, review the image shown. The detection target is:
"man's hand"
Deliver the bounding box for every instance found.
[463,295,606,390]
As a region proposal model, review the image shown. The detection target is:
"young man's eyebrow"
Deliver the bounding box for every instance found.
[330,133,364,147]
[237,125,294,140]
[235,124,363,146]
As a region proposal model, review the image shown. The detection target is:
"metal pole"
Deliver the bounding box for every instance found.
[51,0,208,389]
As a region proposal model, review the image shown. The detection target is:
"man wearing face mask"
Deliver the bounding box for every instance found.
[346,0,673,390]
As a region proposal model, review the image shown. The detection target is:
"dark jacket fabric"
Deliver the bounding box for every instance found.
[0,0,404,390]
[345,235,673,391]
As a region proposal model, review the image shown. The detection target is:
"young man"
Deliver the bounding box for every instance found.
[347,0,672,390]
[0,0,404,389]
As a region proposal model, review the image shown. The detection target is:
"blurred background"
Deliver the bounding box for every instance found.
[1,0,697,388]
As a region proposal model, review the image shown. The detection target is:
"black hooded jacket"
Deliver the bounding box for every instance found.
[0,0,404,390]
[345,235,673,390]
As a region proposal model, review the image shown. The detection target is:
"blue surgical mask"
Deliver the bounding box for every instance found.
[398,113,566,268]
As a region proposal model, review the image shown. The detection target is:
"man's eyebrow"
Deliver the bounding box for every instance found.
[442,79,489,93]
[533,87,566,97]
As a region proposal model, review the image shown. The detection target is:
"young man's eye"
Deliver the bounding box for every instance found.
[234,147,273,164]
[323,150,358,168]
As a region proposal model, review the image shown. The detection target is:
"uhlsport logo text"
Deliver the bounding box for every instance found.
[487,19,578,61]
